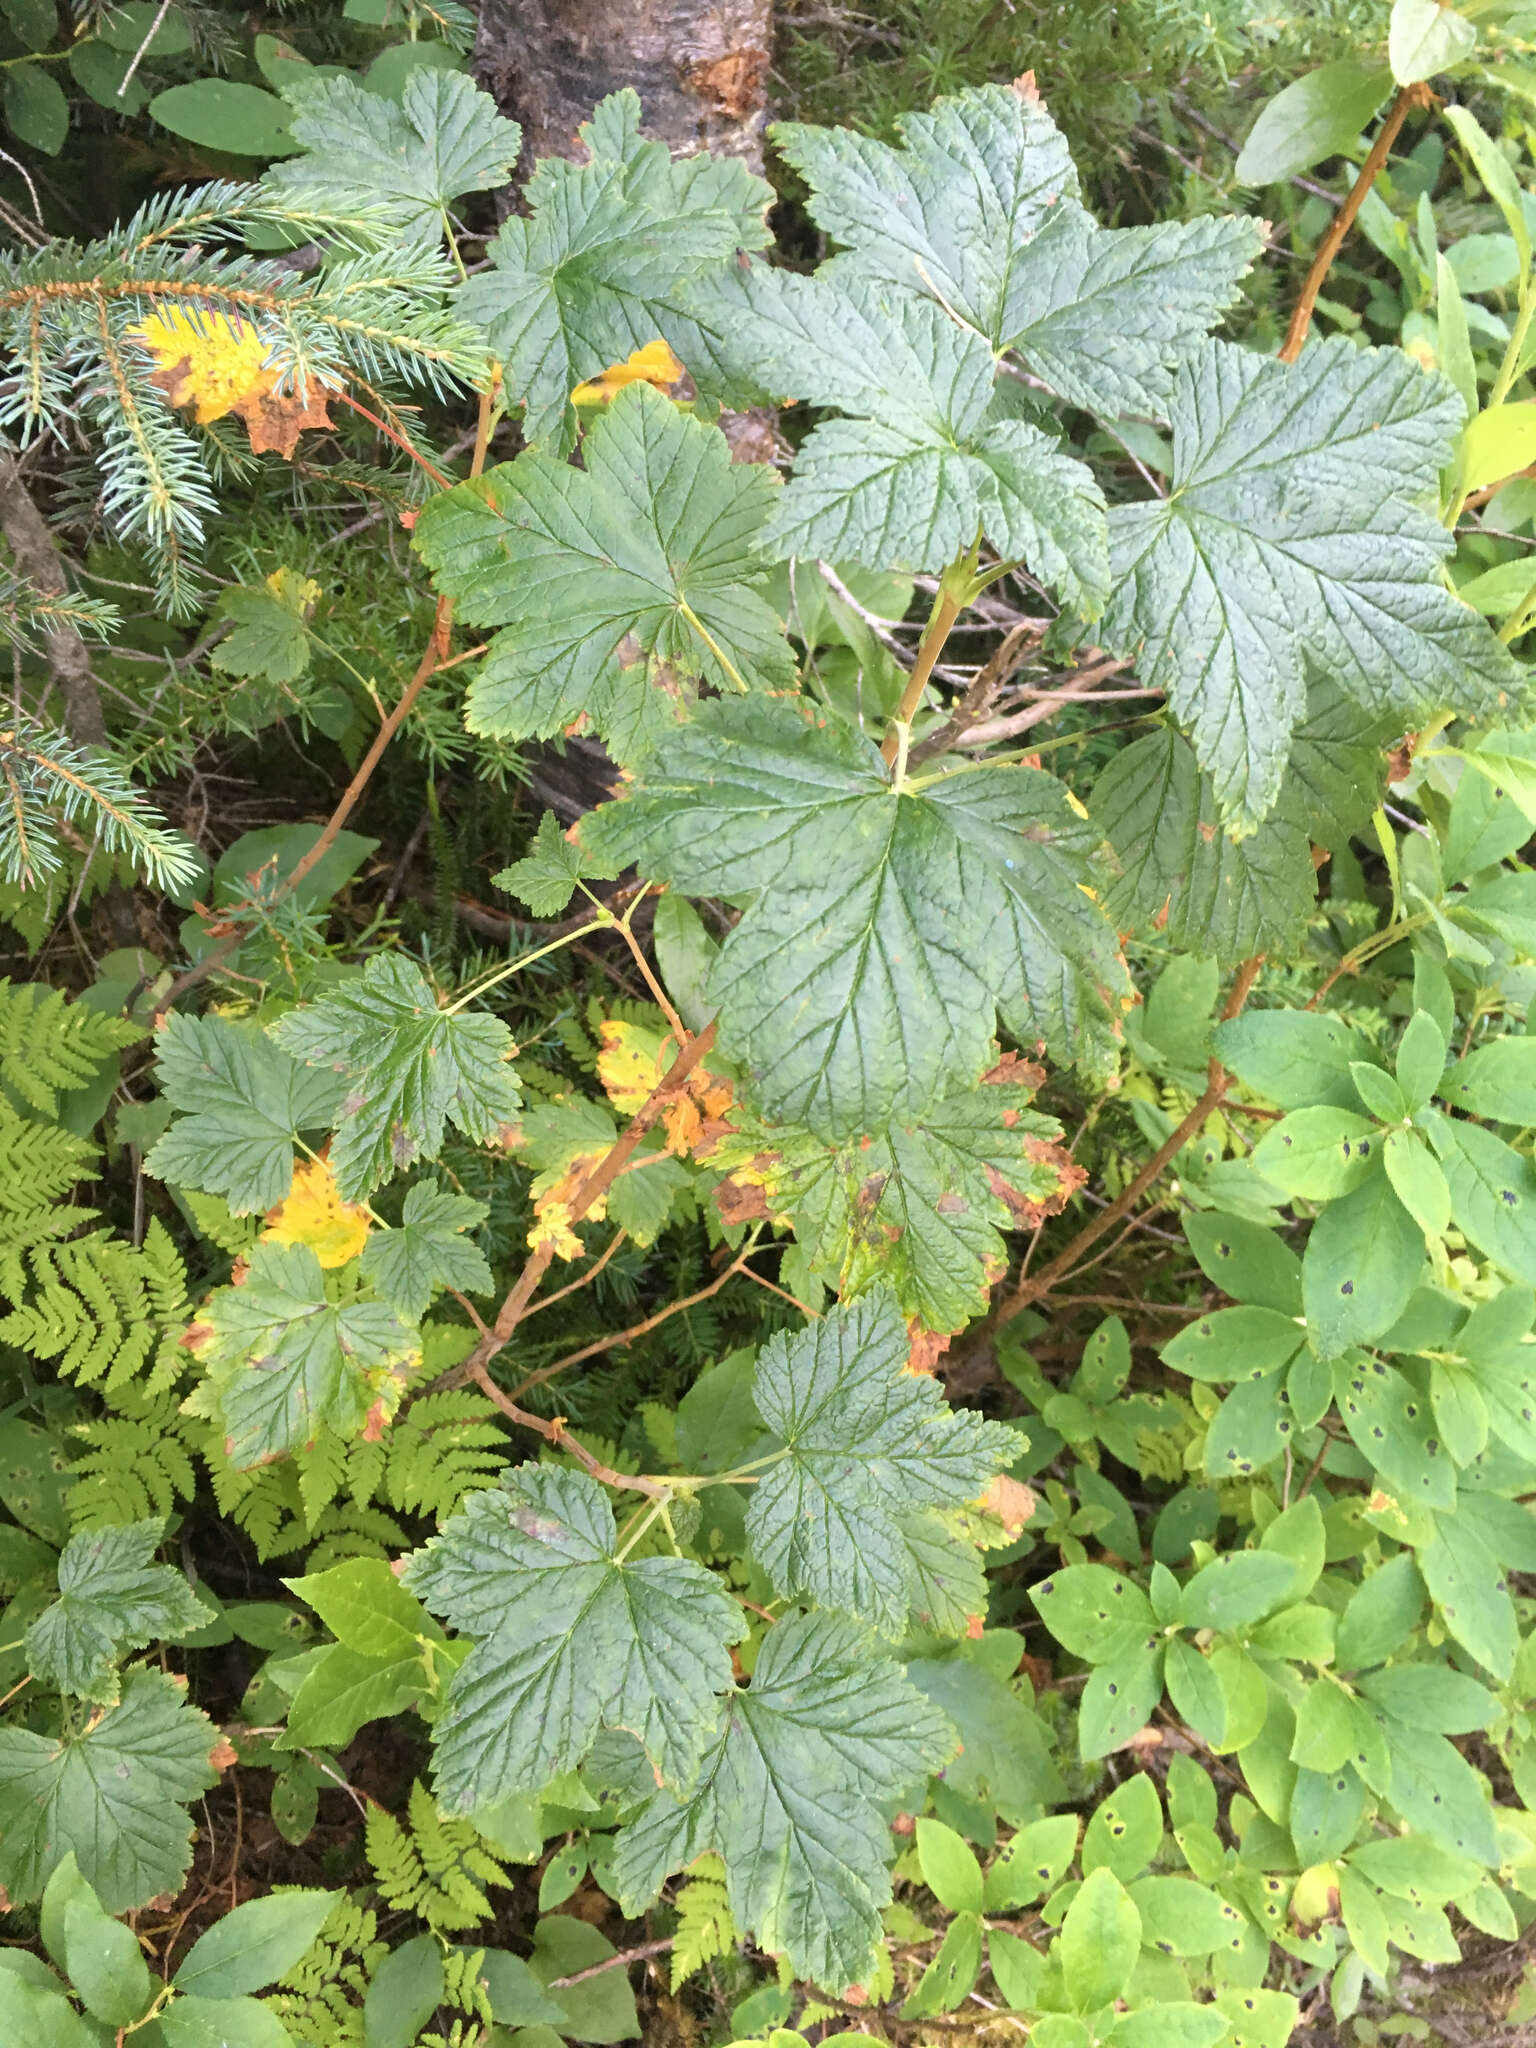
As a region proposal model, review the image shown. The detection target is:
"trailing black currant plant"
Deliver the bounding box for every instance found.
[6,4,1536,2044]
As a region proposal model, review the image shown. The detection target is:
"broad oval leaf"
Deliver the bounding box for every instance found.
[1235,59,1394,185]
[173,1888,337,1997]
[1060,1865,1141,2011]
[1032,1563,1154,1662]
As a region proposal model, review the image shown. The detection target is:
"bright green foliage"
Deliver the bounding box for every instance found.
[407,1463,746,1807]
[0,977,140,1116]
[494,810,619,918]
[146,1013,345,1214]
[193,1242,420,1465]
[0,1669,219,1909]
[25,1518,212,1702]
[211,568,317,687]
[365,1781,513,1932]
[669,1853,737,1990]
[266,69,520,242]
[269,955,522,1201]
[744,1290,1016,1631]
[706,1062,1073,1331]
[457,89,772,446]
[415,382,794,761]
[1101,339,1521,826]
[286,1554,438,1659]
[278,1556,441,1746]
[0,1214,190,1394]
[583,694,1130,1133]
[172,1889,339,1998]
[776,84,1261,409]
[359,1182,493,1321]
[698,265,1109,605]
[612,1611,955,1985]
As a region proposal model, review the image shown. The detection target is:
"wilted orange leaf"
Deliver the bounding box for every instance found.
[978,1473,1038,1535]
[231,379,335,458]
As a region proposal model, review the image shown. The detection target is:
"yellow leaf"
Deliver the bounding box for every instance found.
[262,1157,371,1268]
[529,1154,608,1260]
[596,1019,666,1115]
[1453,400,1536,499]
[129,305,277,425]
[267,566,321,612]
[571,339,686,406]
[596,1019,735,1158]
[129,304,336,458]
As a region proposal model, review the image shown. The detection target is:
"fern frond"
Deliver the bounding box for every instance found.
[295,1428,351,1524]
[302,1502,409,1572]
[670,1852,737,1989]
[64,1386,199,1529]
[0,1096,96,1210]
[384,1390,507,1522]
[0,1217,189,1395]
[268,1892,385,2047]
[180,1188,261,1258]
[204,1447,400,1563]
[0,976,143,1112]
[435,1946,493,2037]
[365,1781,511,1933]
[200,1439,303,1558]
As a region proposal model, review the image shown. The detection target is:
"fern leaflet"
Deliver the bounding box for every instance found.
[365,1780,512,1932]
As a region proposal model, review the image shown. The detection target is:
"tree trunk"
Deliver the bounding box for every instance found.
[475,0,773,170]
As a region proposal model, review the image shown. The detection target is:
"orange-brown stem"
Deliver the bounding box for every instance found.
[1279,84,1430,364]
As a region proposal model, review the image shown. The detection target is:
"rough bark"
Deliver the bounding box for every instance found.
[475,0,773,169]
[0,450,107,745]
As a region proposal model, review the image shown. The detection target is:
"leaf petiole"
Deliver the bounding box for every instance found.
[443,917,607,1014]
